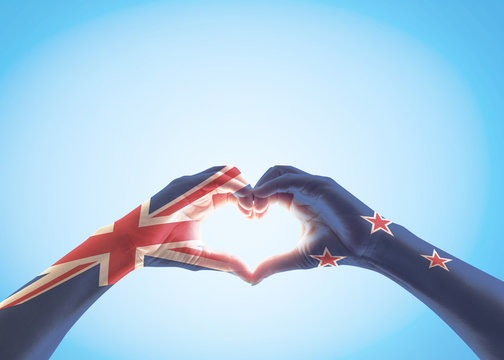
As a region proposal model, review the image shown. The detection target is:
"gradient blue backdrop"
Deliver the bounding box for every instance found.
[0,1,502,359]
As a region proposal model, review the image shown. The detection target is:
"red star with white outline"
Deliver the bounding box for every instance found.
[361,211,393,236]
[421,249,452,271]
[309,247,346,267]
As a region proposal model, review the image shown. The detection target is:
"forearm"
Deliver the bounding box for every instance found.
[0,270,109,360]
[0,241,117,359]
[0,215,137,359]
[363,225,504,359]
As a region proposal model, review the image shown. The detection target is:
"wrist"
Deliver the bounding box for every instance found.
[360,224,426,276]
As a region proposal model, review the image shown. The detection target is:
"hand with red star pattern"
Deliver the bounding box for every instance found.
[251,165,504,360]
[252,165,380,283]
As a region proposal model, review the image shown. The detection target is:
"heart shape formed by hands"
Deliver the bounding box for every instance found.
[3,164,499,360]
[163,165,379,286]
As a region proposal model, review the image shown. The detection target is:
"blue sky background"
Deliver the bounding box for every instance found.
[0,1,502,359]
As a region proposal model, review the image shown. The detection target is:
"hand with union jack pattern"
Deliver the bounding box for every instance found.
[252,165,504,360]
[0,165,253,360]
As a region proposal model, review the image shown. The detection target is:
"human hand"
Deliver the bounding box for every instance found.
[252,165,392,284]
[135,165,254,282]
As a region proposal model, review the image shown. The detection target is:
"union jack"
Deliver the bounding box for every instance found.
[0,165,251,309]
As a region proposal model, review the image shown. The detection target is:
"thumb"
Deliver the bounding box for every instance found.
[197,247,253,283]
[252,247,305,285]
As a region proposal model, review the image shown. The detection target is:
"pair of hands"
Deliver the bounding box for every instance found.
[3,165,503,360]
[4,164,501,360]
[0,165,391,359]
[160,165,382,284]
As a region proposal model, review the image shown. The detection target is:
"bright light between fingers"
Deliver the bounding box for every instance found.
[203,203,302,270]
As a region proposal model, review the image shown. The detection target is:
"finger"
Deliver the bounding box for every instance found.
[192,165,252,218]
[141,240,252,282]
[252,247,305,285]
[253,166,302,218]
[236,185,254,218]
[211,193,233,210]
[214,192,254,218]
[153,165,249,219]
[212,167,253,216]
[197,247,253,283]
[237,190,253,212]
[255,165,308,189]
[188,165,250,200]
[252,196,269,218]
[213,166,251,196]
[253,192,293,219]
[253,173,310,198]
